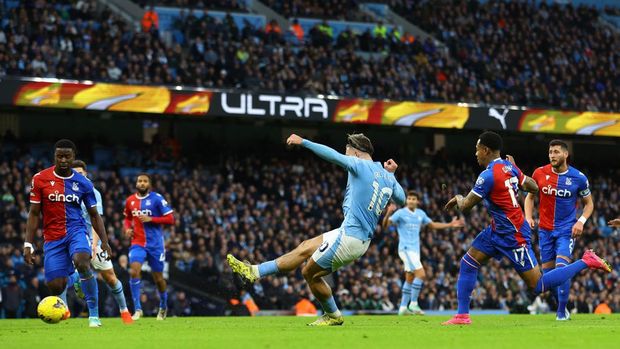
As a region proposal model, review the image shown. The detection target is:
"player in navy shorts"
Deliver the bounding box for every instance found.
[23,139,112,327]
[123,173,175,321]
[442,132,611,325]
[524,140,594,320]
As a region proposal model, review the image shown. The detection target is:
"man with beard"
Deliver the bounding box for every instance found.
[524,139,594,321]
[123,174,174,320]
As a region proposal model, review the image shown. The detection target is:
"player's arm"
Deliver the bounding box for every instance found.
[381,203,397,230]
[139,213,175,225]
[572,194,593,238]
[87,207,111,259]
[454,191,482,213]
[524,192,537,229]
[23,203,41,265]
[123,201,134,238]
[520,176,539,194]
[287,134,356,172]
[427,216,465,230]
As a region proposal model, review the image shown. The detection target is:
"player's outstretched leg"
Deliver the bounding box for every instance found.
[533,250,611,295]
[227,235,323,284]
[442,252,480,325]
[302,260,343,327]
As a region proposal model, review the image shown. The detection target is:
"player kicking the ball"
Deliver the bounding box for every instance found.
[227,133,405,326]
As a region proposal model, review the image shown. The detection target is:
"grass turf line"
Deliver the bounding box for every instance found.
[1,315,618,349]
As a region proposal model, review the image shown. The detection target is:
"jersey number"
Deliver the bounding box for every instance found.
[368,181,393,215]
[504,177,519,208]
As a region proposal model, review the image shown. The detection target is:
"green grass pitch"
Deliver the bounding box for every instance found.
[1,315,619,349]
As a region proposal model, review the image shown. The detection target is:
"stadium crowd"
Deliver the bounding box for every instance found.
[1,137,619,318]
[1,0,619,111]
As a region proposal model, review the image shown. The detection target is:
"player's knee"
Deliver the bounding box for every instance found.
[129,268,140,279]
[74,260,91,273]
[298,239,314,258]
[103,271,118,285]
[301,265,313,281]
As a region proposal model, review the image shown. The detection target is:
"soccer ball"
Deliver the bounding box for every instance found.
[37,296,67,324]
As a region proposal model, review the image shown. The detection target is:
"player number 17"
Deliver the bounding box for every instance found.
[504,177,519,208]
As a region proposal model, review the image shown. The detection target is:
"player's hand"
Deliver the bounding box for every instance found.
[386,203,397,214]
[383,159,398,173]
[571,221,584,238]
[100,242,112,261]
[24,247,35,265]
[92,245,97,261]
[506,154,516,166]
[124,228,134,239]
[608,218,620,228]
[444,196,458,211]
[286,134,303,146]
[450,216,465,228]
[526,216,536,229]
[139,215,152,223]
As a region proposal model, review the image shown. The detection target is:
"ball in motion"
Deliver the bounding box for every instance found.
[37,296,67,324]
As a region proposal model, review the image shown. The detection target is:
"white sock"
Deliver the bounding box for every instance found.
[251,265,260,277]
[327,310,342,318]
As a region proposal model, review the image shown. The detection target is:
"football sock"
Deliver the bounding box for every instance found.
[59,288,68,305]
[400,281,412,308]
[67,270,80,287]
[159,290,168,309]
[535,260,586,294]
[457,253,480,314]
[257,260,279,277]
[107,279,128,311]
[555,257,570,315]
[411,278,424,304]
[130,278,142,311]
[319,295,341,318]
[542,267,558,304]
[80,270,99,318]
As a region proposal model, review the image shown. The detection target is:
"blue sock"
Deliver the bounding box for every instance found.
[555,258,570,315]
[535,260,587,294]
[319,295,339,315]
[411,278,424,304]
[542,267,558,304]
[258,260,279,277]
[400,281,412,307]
[457,253,480,314]
[159,290,168,309]
[59,288,68,305]
[80,270,99,318]
[107,279,128,311]
[67,270,80,287]
[130,278,142,311]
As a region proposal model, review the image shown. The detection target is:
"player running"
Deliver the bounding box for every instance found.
[523,140,593,321]
[227,133,406,326]
[123,174,175,320]
[72,160,133,324]
[382,191,464,315]
[442,131,611,325]
[23,139,112,328]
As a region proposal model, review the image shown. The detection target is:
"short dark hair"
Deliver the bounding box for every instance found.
[478,131,502,152]
[137,173,152,183]
[347,133,374,155]
[407,190,419,199]
[549,139,568,151]
[72,160,87,171]
[54,139,76,153]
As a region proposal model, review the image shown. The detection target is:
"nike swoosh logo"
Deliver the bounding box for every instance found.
[85,94,139,110]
